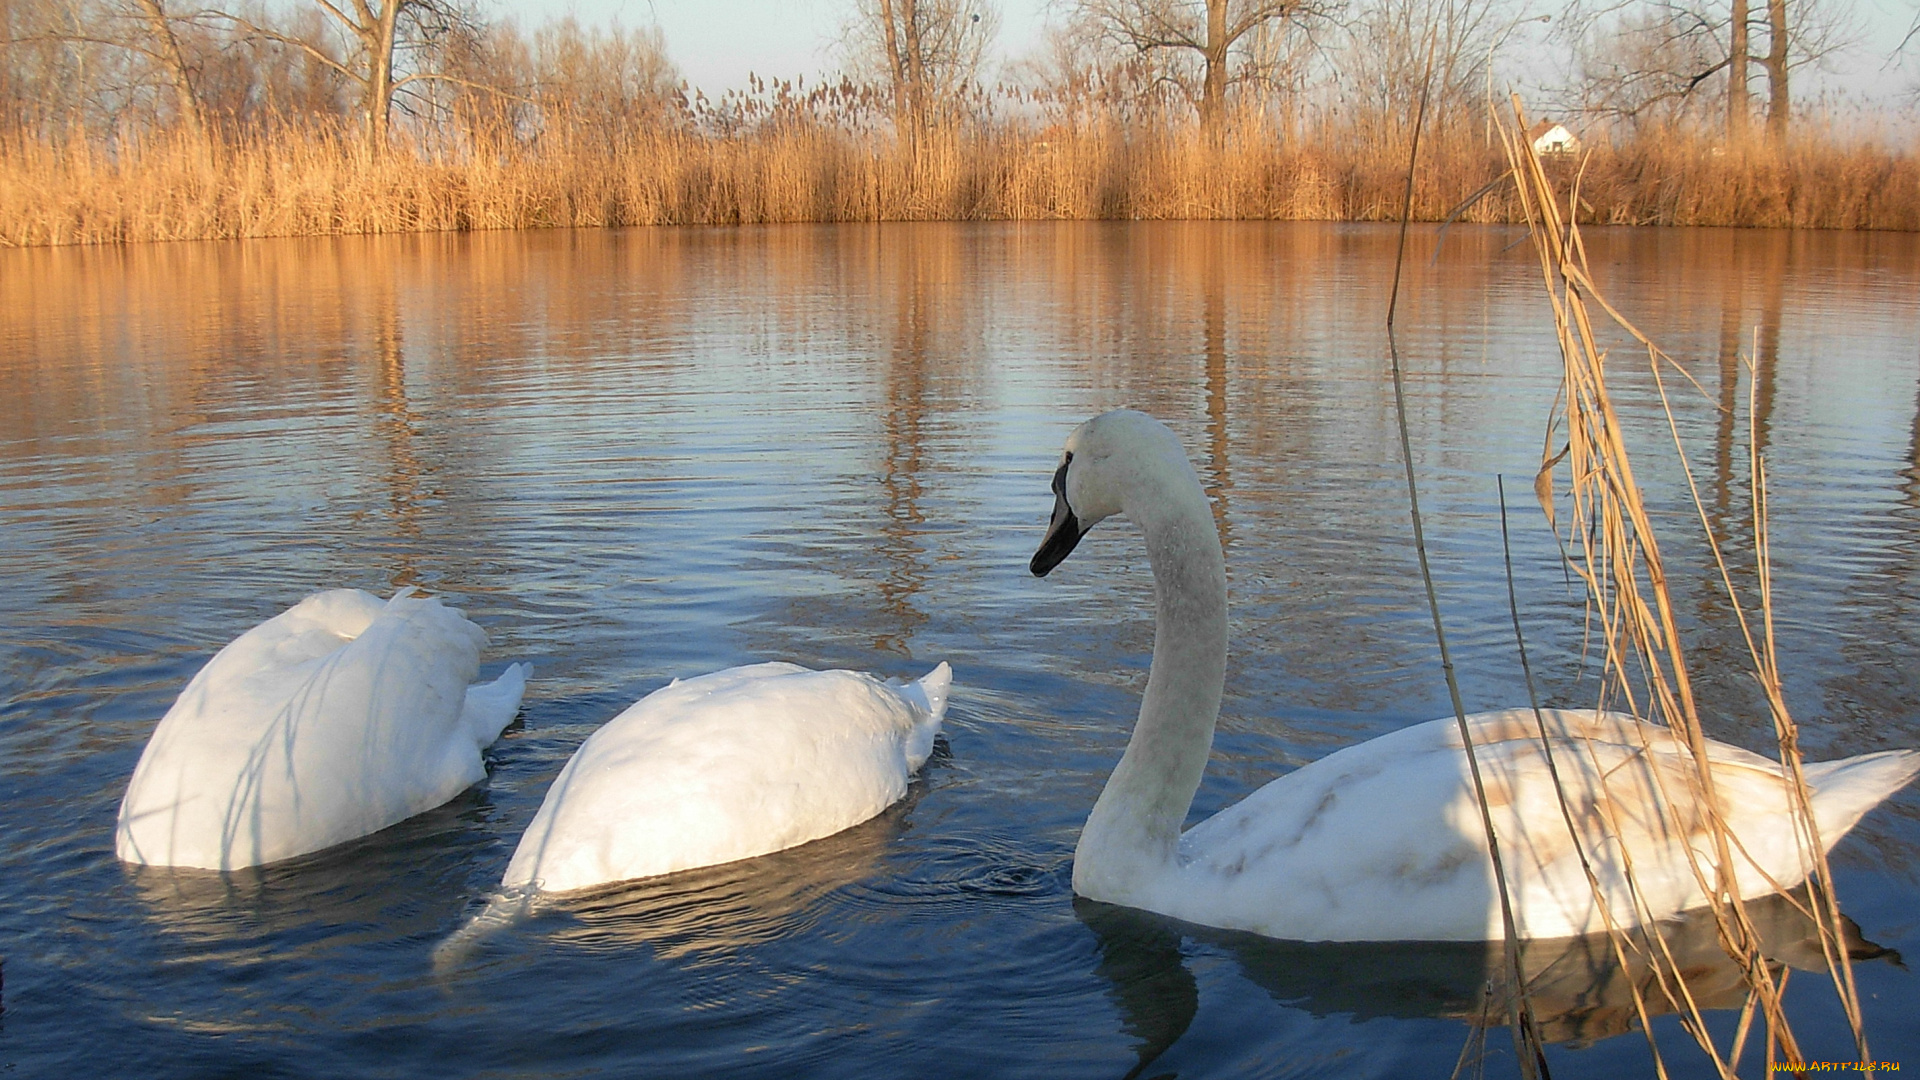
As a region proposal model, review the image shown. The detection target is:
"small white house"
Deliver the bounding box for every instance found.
[1529,121,1580,155]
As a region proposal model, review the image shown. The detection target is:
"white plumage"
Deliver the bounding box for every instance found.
[1031,409,1920,941]
[502,661,951,894]
[1162,708,1918,940]
[116,588,529,870]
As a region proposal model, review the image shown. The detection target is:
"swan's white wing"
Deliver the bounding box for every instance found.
[503,662,949,893]
[1174,716,1513,940]
[116,589,503,870]
[1170,710,1909,941]
[893,662,951,770]
[462,662,530,747]
[1463,712,1915,935]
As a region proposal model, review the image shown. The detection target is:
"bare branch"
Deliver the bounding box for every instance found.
[1061,0,1337,131]
[214,13,358,83]
[392,69,530,102]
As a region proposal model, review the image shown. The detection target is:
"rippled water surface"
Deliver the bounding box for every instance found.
[3,222,1918,1077]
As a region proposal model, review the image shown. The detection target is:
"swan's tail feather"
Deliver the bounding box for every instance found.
[432,888,538,974]
[1803,749,1920,846]
[898,662,952,771]
[463,663,531,748]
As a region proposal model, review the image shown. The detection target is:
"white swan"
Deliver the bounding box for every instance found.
[116,588,529,871]
[501,661,952,894]
[1030,409,1920,942]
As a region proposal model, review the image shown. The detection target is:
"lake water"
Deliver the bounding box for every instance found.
[2,221,1917,1078]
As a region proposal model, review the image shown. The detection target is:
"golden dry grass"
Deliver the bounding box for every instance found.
[2,114,1915,247]
[1501,95,1870,1075]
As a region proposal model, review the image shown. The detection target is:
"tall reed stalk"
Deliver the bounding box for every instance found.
[1501,94,1871,1076]
[1384,38,1550,1078]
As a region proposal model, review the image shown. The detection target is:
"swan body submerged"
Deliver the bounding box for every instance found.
[1031,409,1920,942]
[116,588,529,871]
[502,661,952,894]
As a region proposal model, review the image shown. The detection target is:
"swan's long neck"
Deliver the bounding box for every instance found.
[1074,471,1227,900]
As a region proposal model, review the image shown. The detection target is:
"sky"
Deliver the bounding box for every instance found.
[504,0,1916,108]
[510,0,1045,92]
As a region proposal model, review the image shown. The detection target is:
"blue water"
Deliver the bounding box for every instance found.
[2,221,1916,1077]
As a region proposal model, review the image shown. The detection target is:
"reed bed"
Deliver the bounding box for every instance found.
[3,112,1915,247]
[1495,96,1870,1076]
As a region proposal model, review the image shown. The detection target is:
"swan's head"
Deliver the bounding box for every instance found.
[1030,410,1190,577]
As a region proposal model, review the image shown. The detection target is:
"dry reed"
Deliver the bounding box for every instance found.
[1503,94,1871,1075]
[2,110,1915,247]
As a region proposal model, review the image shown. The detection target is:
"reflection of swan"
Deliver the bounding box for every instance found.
[532,796,921,962]
[116,589,529,870]
[1077,886,1897,1069]
[1031,410,1920,941]
[501,662,952,894]
[129,786,500,945]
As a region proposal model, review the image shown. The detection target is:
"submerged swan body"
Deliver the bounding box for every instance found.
[502,661,952,894]
[117,588,529,870]
[1031,409,1920,942]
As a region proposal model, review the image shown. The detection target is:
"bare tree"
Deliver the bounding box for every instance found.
[129,0,203,133]
[199,5,358,127]
[1757,0,1786,137]
[0,0,99,132]
[1341,0,1517,128]
[1566,0,1853,144]
[1571,4,1730,129]
[1898,2,1920,100]
[218,0,492,146]
[845,0,997,132]
[527,18,679,142]
[1,0,208,133]
[1063,0,1337,135]
[1733,0,1854,143]
[1725,0,1749,139]
[1013,24,1187,129]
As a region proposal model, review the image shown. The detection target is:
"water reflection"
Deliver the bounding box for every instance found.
[537,797,913,963]
[125,787,499,952]
[1824,364,1920,782]
[1200,237,1234,545]
[872,231,939,657]
[3,222,1918,1078]
[1079,887,1897,1074]
[369,275,425,590]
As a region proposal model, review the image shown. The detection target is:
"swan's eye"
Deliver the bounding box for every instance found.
[1052,453,1072,498]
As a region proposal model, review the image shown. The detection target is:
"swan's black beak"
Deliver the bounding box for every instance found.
[1030,458,1087,577]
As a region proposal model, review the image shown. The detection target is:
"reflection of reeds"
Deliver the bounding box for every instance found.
[1499,95,1868,1076]
[4,114,1916,247]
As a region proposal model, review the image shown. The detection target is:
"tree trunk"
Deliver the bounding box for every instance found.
[1199,0,1228,137]
[900,0,926,132]
[364,0,402,148]
[1727,0,1749,144]
[132,0,205,136]
[1761,0,1789,144]
[876,0,910,124]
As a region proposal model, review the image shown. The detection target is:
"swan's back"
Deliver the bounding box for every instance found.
[116,589,527,870]
[1173,710,1920,941]
[503,661,951,893]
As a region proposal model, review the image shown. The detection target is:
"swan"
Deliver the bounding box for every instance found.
[116,588,529,871]
[1030,409,1920,942]
[500,660,952,894]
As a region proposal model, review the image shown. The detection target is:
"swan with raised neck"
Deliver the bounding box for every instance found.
[1032,409,1920,942]
[1032,409,1227,905]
